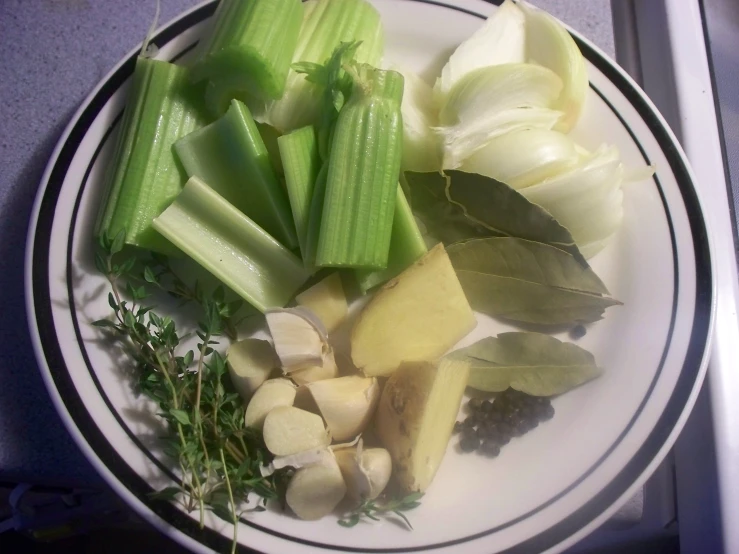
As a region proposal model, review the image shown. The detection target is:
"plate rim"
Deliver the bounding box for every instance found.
[24,1,716,553]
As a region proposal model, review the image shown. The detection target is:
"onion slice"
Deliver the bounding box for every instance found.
[433,0,526,103]
[437,63,563,168]
[519,0,589,132]
[393,65,442,172]
[460,128,579,189]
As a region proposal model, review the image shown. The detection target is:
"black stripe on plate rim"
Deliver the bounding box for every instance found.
[29,1,712,553]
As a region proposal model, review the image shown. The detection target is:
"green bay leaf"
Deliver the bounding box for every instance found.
[405,170,584,263]
[448,332,602,396]
[448,237,620,325]
[448,236,610,294]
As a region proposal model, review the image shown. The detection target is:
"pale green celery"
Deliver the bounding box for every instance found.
[204,78,264,119]
[95,57,208,255]
[152,177,310,312]
[355,185,428,292]
[191,0,303,101]
[257,122,284,176]
[316,65,404,269]
[303,164,328,269]
[278,126,320,258]
[174,100,297,249]
[263,0,384,132]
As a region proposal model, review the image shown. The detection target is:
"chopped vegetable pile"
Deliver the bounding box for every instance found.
[91,1,653,552]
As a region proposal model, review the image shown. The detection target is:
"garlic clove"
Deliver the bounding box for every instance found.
[260,447,336,477]
[296,273,348,332]
[227,338,279,400]
[304,376,380,442]
[335,444,392,501]
[286,453,346,520]
[289,349,338,385]
[263,406,331,456]
[358,448,393,500]
[265,308,329,372]
[244,378,296,430]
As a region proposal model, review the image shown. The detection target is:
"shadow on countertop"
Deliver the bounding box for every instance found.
[0,528,190,554]
[0,107,100,485]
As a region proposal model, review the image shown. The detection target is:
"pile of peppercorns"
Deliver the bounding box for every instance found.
[454,388,555,457]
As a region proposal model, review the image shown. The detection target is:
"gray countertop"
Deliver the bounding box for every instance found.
[0,0,615,486]
[704,0,739,224]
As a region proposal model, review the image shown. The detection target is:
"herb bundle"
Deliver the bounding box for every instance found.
[338,492,424,529]
[94,230,291,553]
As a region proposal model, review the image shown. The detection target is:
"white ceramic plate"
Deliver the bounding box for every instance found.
[25,1,715,553]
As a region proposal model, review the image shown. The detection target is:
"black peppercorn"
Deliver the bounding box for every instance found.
[481,441,501,457]
[460,429,480,452]
[463,415,478,428]
[468,397,484,411]
[480,400,494,413]
[539,404,555,421]
[570,324,587,339]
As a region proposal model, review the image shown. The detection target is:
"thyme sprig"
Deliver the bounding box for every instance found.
[92,230,290,554]
[338,492,423,529]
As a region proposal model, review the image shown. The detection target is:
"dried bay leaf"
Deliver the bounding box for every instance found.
[405,170,584,262]
[449,236,609,294]
[447,237,620,325]
[448,332,601,395]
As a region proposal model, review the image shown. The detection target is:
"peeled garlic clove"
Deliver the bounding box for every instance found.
[304,376,379,442]
[289,350,339,385]
[263,406,331,456]
[335,445,392,501]
[227,338,279,400]
[359,448,393,499]
[261,447,336,477]
[266,308,328,372]
[296,273,348,332]
[329,434,362,451]
[290,364,337,385]
[286,453,347,520]
[244,378,296,430]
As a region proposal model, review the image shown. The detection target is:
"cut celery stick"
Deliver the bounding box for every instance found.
[174,100,297,249]
[257,122,284,176]
[278,126,320,257]
[152,177,309,312]
[316,65,404,269]
[95,57,208,255]
[191,0,303,101]
[204,77,263,119]
[263,0,384,132]
[356,185,428,293]
[303,164,328,269]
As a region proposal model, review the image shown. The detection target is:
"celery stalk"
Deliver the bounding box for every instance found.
[263,0,384,132]
[95,57,208,255]
[257,122,284,176]
[278,126,320,257]
[152,177,309,312]
[303,164,328,269]
[191,0,303,101]
[204,78,259,118]
[316,65,404,269]
[356,185,428,292]
[174,100,297,249]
